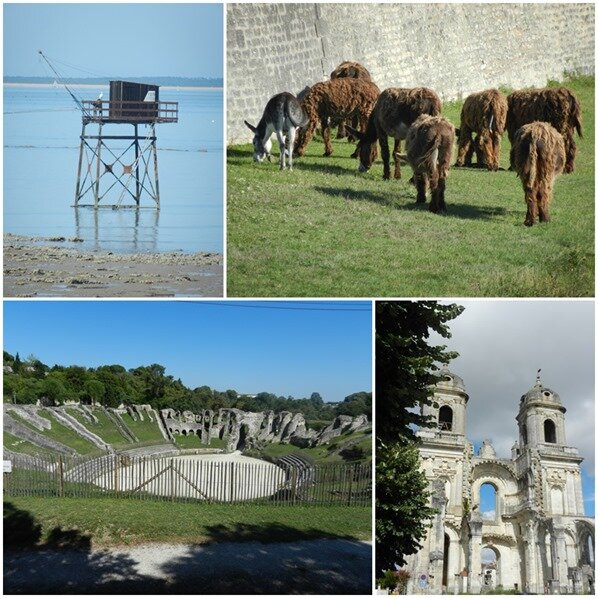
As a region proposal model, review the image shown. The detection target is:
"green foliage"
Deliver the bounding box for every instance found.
[376,440,435,574]
[4,356,369,422]
[376,301,463,442]
[228,76,594,297]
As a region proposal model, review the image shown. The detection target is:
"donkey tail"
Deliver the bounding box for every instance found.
[286,97,309,128]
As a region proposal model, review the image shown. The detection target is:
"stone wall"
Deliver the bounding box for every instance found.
[227,3,595,144]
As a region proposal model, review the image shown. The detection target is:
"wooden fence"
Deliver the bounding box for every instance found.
[3,454,371,507]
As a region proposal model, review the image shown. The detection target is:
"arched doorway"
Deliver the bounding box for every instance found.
[481,545,501,589]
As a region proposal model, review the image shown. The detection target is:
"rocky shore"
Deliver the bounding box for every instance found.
[4,234,223,297]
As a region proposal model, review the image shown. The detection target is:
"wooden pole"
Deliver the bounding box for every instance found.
[134,123,141,205]
[58,456,65,498]
[94,123,103,207]
[75,122,86,205]
[152,123,160,209]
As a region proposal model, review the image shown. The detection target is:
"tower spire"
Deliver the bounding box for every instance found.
[535,368,542,386]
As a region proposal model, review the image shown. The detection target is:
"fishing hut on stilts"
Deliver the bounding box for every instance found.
[75,81,178,209]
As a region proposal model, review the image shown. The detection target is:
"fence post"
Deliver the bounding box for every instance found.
[347,465,354,506]
[58,456,65,497]
[229,461,235,503]
[114,455,119,495]
[170,458,174,501]
[291,466,298,505]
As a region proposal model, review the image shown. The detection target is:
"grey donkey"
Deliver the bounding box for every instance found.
[244,92,308,170]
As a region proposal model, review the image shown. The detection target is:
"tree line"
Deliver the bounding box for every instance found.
[2,352,370,421]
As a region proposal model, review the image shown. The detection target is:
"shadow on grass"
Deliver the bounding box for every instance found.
[4,502,371,595]
[316,186,508,220]
[297,161,359,176]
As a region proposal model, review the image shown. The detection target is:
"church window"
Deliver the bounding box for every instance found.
[480,483,497,520]
[438,405,453,431]
[521,424,528,444]
[544,419,557,443]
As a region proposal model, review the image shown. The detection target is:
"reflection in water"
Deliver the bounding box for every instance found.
[74,207,160,253]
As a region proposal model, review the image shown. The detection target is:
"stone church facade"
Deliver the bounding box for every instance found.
[405,367,595,594]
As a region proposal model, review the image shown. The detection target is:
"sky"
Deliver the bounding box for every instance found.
[3,300,372,403]
[3,4,223,78]
[430,299,595,518]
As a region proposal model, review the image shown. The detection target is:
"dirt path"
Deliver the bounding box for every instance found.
[4,538,371,594]
[4,234,223,297]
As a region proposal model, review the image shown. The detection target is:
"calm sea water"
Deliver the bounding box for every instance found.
[3,85,223,253]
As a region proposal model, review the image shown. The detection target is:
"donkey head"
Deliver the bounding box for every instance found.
[244,120,272,163]
[346,126,378,173]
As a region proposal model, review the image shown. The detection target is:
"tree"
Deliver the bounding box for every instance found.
[376,440,436,574]
[376,301,463,443]
[84,379,105,405]
[375,300,463,577]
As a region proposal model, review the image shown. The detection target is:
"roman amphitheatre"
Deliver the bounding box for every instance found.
[4,401,372,504]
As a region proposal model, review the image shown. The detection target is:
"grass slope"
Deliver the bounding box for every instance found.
[260,431,372,464]
[227,76,594,297]
[5,496,372,547]
[66,408,130,448]
[3,431,50,458]
[119,412,165,444]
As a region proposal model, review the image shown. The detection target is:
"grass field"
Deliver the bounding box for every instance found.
[7,409,100,456]
[227,76,594,297]
[66,407,130,448]
[260,431,372,463]
[119,412,165,444]
[5,496,372,548]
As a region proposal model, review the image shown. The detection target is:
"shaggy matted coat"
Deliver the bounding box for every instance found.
[510,121,566,226]
[506,87,581,173]
[349,87,442,180]
[330,61,373,140]
[406,114,455,213]
[455,88,507,171]
[294,78,380,157]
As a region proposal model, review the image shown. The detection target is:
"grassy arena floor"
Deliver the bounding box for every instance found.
[227,76,594,297]
[5,496,372,548]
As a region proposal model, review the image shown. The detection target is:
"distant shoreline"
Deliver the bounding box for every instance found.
[4,83,222,91]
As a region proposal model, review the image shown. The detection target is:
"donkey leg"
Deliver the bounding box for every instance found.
[564,133,576,173]
[275,129,286,170]
[287,127,296,171]
[455,127,472,167]
[524,187,538,226]
[393,138,401,179]
[379,133,391,180]
[415,173,427,204]
[322,119,333,157]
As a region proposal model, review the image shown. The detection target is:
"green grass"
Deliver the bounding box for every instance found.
[3,431,52,458]
[5,496,372,547]
[260,431,372,464]
[65,408,130,447]
[119,412,165,444]
[35,410,100,455]
[227,76,594,297]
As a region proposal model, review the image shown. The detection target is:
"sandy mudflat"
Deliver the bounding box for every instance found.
[4,234,223,298]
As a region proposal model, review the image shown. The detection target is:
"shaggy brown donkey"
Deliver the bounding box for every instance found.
[511,121,566,226]
[455,88,507,171]
[294,78,380,158]
[406,115,455,213]
[347,87,442,180]
[507,87,581,173]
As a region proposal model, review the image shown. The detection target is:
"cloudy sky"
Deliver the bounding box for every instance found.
[431,300,594,516]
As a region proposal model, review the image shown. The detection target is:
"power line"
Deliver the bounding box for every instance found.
[180,301,371,312]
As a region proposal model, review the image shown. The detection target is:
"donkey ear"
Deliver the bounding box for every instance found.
[345,126,365,141]
[244,120,257,133]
